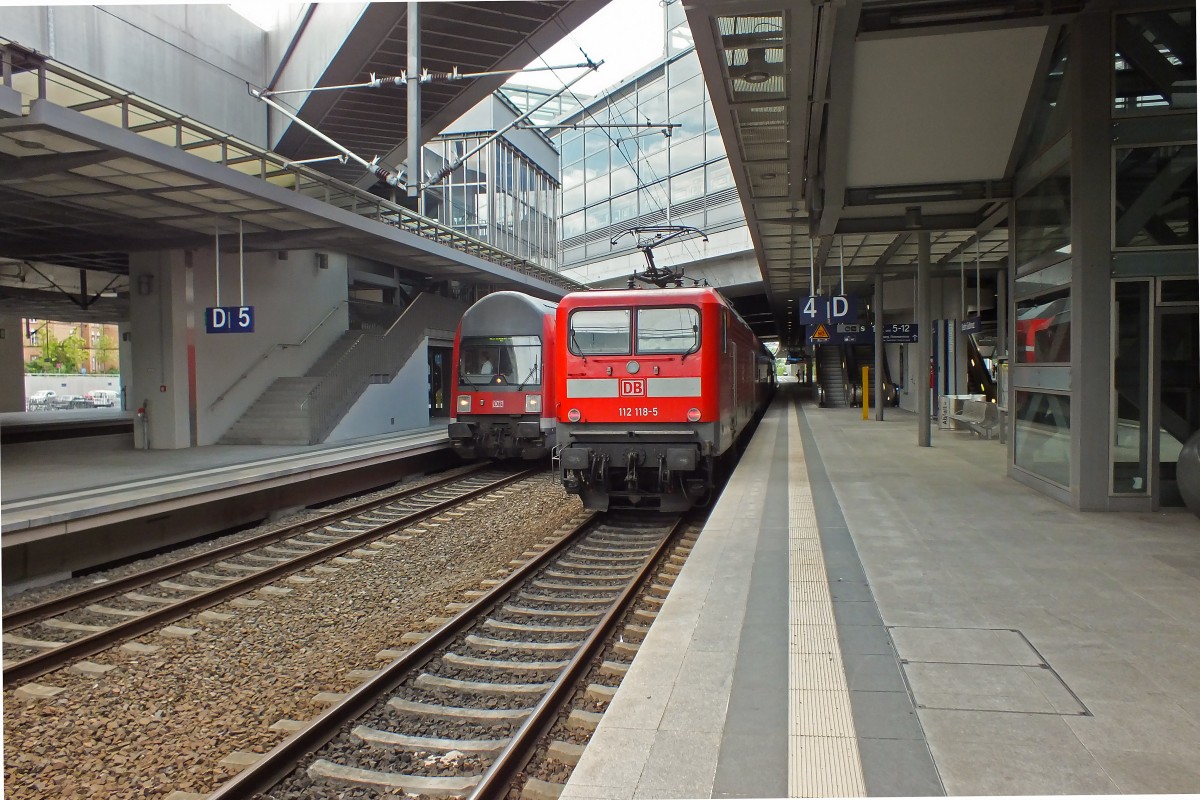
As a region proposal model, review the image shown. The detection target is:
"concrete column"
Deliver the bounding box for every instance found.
[1069,7,1114,510]
[874,273,884,421]
[128,250,193,449]
[407,2,421,210]
[117,323,132,411]
[917,229,931,446]
[0,315,27,411]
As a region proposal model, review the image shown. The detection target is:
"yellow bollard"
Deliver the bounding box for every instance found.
[862,366,870,420]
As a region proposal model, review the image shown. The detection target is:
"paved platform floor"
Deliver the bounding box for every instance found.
[564,385,1200,798]
[1,423,450,527]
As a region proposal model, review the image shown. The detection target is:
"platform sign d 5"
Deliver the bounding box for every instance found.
[206,305,255,334]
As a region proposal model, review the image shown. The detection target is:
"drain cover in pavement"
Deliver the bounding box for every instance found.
[890,626,1088,716]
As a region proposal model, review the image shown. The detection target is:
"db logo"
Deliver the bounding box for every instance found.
[492,400,504,408]
[619,379,645,397]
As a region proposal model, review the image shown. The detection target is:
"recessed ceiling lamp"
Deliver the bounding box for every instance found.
[742,48,772,84]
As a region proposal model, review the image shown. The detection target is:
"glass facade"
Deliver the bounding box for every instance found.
[1113,8,1196,113]
[422,135,558,269]
[1112,281,1150,494]
[1014,390,1072,487]
[1008,5,1197,509]
[1114,143,1197,248]
[554,25,745,270]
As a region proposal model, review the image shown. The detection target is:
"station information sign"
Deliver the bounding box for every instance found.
[797,294,857,325]
[206,305,255,334]
[883,323,919,343]
[809,322,919,345]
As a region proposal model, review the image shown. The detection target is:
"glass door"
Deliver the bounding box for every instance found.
[1155,307,1199,507]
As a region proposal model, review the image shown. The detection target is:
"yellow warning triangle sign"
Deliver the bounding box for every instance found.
[811,323,831,341]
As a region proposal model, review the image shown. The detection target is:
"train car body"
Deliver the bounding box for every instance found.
[448,291,557,460]
[555,287,774,512]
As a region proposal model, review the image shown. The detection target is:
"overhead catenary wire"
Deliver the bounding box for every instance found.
[541,19,709,269]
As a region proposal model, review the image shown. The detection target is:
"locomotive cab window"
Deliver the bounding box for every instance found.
[568,309,631,355]
[459,335,542,385]
[636,307,700,355]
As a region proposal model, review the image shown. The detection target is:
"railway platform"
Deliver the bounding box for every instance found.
[1,422,452,591]
[563,383,1200,798]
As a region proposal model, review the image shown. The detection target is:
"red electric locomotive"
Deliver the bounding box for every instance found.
[448,291,557,460]
[555,286,774,512]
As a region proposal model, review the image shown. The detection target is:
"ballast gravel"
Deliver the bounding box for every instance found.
[3,470,581,800]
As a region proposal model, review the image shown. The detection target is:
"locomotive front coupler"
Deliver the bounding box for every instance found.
[624,450,640,492]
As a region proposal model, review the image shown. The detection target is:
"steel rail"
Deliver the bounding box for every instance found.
[2,467,539,688]
[468,514,689,799]
[2,463,495,632]
[204,508,608,800]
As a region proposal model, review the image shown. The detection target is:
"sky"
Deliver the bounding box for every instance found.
[504,0,665,97]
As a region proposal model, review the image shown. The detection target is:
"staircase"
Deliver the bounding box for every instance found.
[219,293,463,445]
[816,344,849,407]
[218,332,364,445]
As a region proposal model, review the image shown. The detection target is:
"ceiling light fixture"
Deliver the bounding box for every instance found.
[741,48,772,84]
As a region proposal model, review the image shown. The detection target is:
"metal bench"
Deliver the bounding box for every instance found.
[950,399,999,439]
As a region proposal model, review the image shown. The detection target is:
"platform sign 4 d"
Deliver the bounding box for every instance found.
[205,305,255,334]
[798,294,857,326]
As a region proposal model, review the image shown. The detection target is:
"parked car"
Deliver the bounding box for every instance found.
[49,394,87,410]
[85,390,118,408]
[27,390,56,410]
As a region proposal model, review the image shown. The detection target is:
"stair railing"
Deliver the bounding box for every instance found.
[302,293,444,443]
[208,302,345,412]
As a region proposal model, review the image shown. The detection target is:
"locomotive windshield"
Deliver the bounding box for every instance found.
[459,335,541,386]
[636,307,700,354]
[568,309,631,355]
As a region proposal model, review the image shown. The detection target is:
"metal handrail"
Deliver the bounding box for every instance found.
[208,302,344,411]
[0,41,582,292]
[302,294,443,442]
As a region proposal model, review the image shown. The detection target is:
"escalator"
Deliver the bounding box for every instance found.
[845,343,899,407]
[815,344,849,407]
[964,332,997,401]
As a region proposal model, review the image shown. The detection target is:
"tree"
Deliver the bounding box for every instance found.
[94,333,118,372]
[57,332,87,372]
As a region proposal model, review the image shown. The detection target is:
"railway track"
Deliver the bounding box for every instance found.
[205,511,698,800]
[2,464,537,688]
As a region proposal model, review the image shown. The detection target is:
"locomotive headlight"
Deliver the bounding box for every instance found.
[687,408,702,422]
[525,394,542,413]
[626,360,640,374]
[457,395,471,413]
[567,408,581,422]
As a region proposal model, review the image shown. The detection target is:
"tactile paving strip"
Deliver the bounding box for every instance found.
[788,401,866,797]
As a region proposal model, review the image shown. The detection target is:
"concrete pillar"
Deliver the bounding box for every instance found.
[916,229,931,447]
[407,2,421,210]
[874,273,884,421]
[128,250,193,449]
[117,323,132,411]
[1069,7,1115,510]
[0,315,27,411]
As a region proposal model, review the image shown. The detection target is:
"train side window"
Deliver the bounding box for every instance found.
[569,309,631,355]
[636,307,700,355]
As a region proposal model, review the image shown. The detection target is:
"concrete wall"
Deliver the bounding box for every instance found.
[127,247,349,448]
[191,248,349,445]
[265,3,368,149]
[0,315,27,411]
[24,374,123,399]
[0,4,278,145]
[327,341,432,441]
